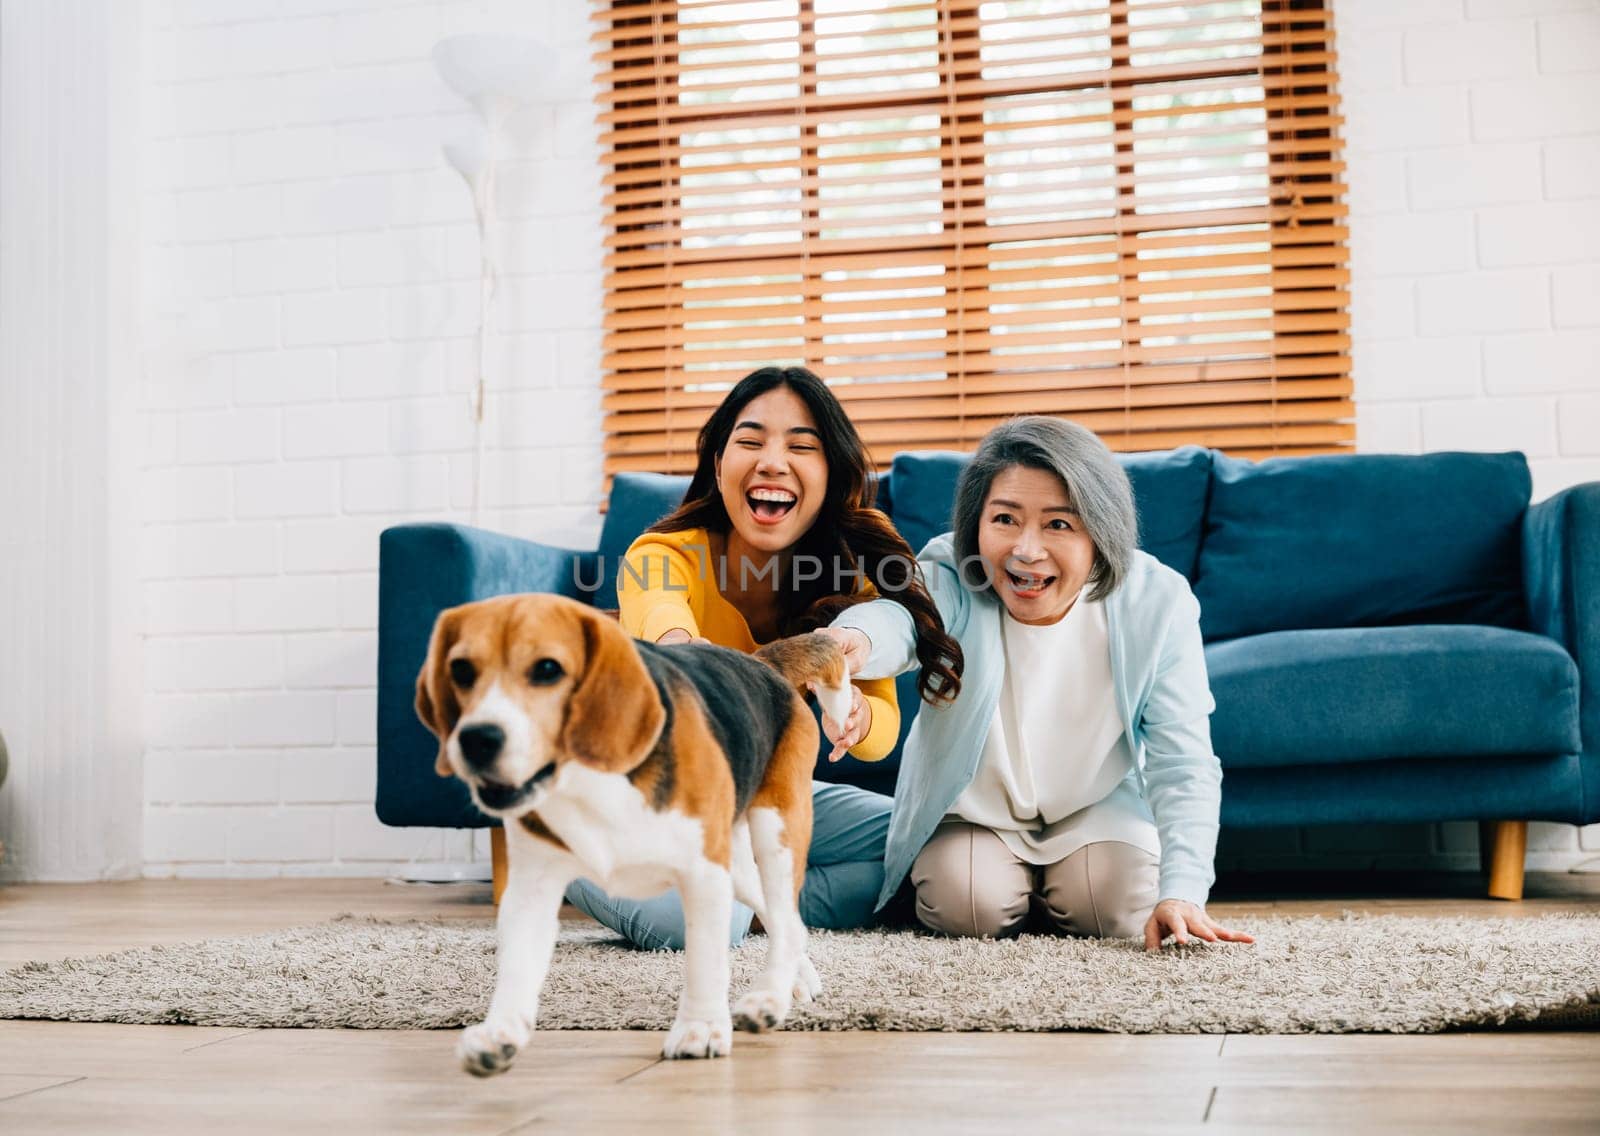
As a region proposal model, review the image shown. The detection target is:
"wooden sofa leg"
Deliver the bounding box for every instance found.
[1483,820,1527,901]
[492,826,508,906]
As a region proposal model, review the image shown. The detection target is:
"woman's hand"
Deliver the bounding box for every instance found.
[655,628,710,647]
[812,626,871,675]
[821,684,872,763]
[1143,899,1255,952]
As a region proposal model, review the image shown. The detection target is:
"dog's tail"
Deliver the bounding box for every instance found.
[754,633,854,728]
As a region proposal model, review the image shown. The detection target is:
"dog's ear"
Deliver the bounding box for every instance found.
[416,607,464,777]
[562,606,667,772]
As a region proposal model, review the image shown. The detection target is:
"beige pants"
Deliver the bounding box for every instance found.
[911,821,1159,940]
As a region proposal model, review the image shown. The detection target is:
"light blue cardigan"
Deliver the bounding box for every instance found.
[833,533,1223,912]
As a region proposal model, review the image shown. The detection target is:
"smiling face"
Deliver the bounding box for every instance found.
[714,384,830,556]
[975,464,1098,626]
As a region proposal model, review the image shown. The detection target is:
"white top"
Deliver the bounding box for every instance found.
[949,595,1161,865]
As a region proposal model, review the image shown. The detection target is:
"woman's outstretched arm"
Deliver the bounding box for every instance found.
[826,552,963,680]
[1137,588,1221,907]
[1138,588,1253,951]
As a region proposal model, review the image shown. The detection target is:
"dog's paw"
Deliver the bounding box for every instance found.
[458,1018,531,1077]
[733,988,791,1033]
[661,1014,732,1059]
[793,955,823,1004]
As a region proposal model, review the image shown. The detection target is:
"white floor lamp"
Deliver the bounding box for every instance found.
[396,35,557,885]
[433,33,558,530]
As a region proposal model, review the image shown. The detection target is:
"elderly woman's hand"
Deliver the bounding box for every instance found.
[821,684,871,763]
[812,626,871,675]
[1143,899,1255,952]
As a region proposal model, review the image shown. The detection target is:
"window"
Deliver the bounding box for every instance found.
[594,0,1348,474]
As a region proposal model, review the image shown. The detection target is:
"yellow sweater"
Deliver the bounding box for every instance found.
[617,527,901,762]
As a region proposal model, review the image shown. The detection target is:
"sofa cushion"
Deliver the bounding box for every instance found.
[887,445,1213,580]
[1218,754,1585,828]
[1206,626,1580,770]
[1195,451,1531,642]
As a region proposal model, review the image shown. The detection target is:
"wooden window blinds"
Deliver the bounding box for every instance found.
[593,0,1350,475]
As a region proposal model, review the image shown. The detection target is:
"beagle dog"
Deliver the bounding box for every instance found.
[415,592,853,1074]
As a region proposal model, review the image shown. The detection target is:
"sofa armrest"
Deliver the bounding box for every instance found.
[377,524,599,827]
[1523,483,1600,816]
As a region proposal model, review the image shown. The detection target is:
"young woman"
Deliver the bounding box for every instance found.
[565,365,962,950]
[830,416,1253,951]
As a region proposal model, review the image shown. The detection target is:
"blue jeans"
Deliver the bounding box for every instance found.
[564,781,891,951]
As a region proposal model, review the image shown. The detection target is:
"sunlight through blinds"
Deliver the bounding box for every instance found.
[593,0,1350,474]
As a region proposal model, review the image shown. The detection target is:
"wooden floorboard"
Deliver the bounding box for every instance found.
[1,873,1597,1134]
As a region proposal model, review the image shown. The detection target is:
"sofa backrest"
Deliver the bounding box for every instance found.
[1193,451,1531,642]
[594,447,1534,778]
[884,445,1215,580]
[594,473,691,610]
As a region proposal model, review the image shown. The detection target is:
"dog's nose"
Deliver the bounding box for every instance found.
[457,723,505,769]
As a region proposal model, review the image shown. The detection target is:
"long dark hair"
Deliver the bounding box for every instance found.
[650,366,962,705]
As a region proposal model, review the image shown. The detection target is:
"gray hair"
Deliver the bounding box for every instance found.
[951,416,1137,602]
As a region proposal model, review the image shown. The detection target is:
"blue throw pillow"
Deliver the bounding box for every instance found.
[1194,451,1531,642]
[869,468,893,518]
[882,452,965,560]
[887,446,1213,580]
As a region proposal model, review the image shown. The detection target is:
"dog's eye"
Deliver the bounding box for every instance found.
[449,659,477,688]
[529,658,564,686]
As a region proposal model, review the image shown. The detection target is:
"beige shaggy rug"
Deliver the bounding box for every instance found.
[3,913,1597,1033]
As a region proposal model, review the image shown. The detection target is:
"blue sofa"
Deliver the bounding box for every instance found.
[377,447,1600,899]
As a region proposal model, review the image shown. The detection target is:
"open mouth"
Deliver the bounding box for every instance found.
[746,487,797,525]
[473,762,556,812]
[1005,568,1056,597]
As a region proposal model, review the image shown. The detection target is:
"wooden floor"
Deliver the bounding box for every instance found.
[2,873,1597,1134]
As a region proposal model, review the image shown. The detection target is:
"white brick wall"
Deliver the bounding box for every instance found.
[1344,0,1600,505]
[1340,0,1600,872]
[138,0,603,877]
[128,0,1600,878]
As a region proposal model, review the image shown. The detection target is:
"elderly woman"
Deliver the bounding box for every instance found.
[826,417,1252,950]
